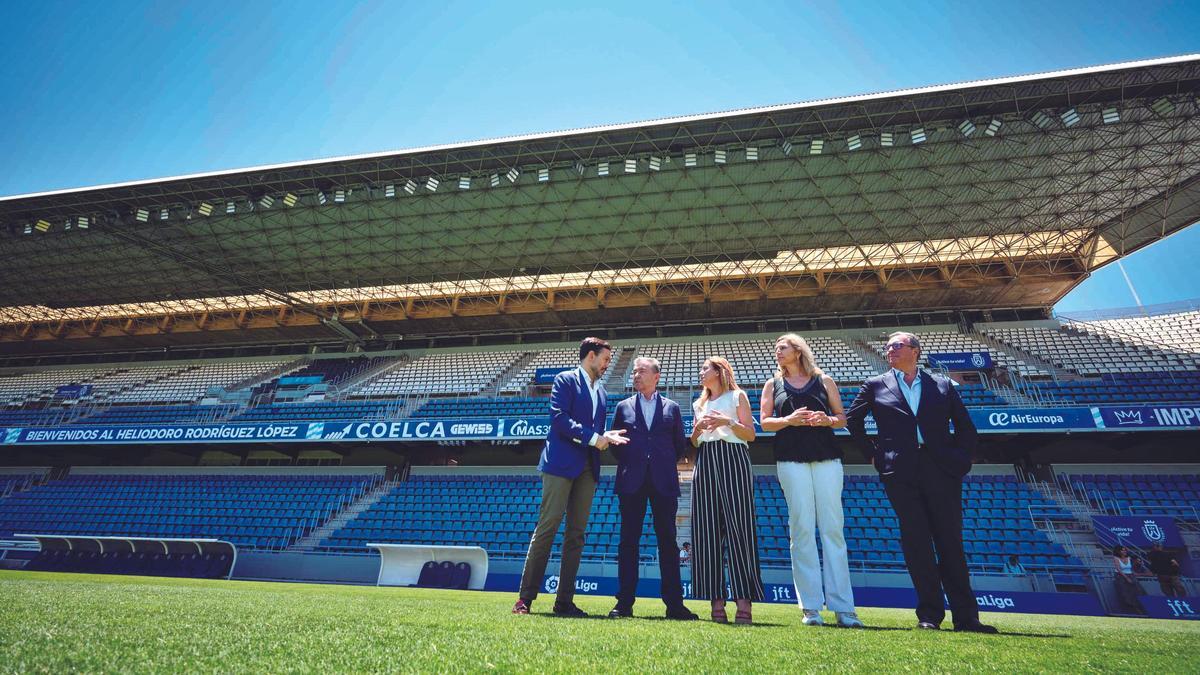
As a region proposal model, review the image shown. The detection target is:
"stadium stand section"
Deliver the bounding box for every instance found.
[106,359,293,404]
[1061,473,1200,524]
[318,471,1085,576]
[980,325,1200,376]
[346,351,523,397]
[0,471,382,550]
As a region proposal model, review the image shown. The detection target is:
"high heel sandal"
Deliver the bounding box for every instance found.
[734,604,752,625]
[711,605,728,623]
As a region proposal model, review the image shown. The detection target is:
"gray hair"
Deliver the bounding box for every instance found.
[633,356,661,373]
[887,331,921,353]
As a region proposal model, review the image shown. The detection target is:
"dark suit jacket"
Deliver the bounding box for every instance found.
[538,367,606,480]
[609,393,689,497]
[846,370,978,478]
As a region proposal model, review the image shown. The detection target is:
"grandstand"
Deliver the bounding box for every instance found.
[0,55,1198,620]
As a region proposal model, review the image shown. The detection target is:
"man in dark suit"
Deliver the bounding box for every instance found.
[846,331,997,633]
[513,337,628,617]
[606,357,698,620]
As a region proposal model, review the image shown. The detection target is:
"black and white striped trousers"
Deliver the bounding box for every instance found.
[691,440,764,601]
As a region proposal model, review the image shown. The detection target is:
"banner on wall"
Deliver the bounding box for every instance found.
[928,352,994,370]
[2,403,1198,446]
[1092,515,1184,548]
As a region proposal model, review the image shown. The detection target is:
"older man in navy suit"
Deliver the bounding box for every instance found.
[846,331,996,634]
[513,337,628,617]
[606,357,698,620]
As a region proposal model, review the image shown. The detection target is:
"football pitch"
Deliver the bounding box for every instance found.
[2,571,1197,673]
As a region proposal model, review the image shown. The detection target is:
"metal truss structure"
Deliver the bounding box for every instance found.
[1,54,1199,353]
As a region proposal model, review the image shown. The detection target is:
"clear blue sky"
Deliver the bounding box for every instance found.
[2,0,1197,314]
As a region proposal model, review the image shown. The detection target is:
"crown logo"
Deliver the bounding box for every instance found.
[1112,409,1143,425]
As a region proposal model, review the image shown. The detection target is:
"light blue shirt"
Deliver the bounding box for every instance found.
[893,369,924,444]
[579,367,603,447]
[638,391,658,430]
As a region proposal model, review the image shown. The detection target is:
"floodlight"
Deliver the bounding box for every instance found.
[745,147,758,161]
[404,180,417,194]
[648,157,662,171]
[597,162,610,176]
[63,219,71,231]
[1060,108,1080,127]
[198,202,214,216]
[624,158,637,173]
[809,139,824,155]
[846,135,862,151]
[1151,97,1174,116]
[714,149,726,164]
[160,208,170,220]
[538,168,550,182]
[1102,107,1120,124]
[226,201,236,214]
[574,162,585,176]
[35,219,51,232]
[334,189,346,203]
[958,119,976,136]
[318,191,328,205]
[490,173,501,187]
[459,176,471,190]
[880,132,894,147]
[684,152,697,167]
[135,208,150,222]
[1030,111,1052,128]
[259,195,274,209]
[780,140,793,155]
[283,192,299,206]
[77,216,89,229]
[425,177,439,192]
[506,168,520,182]
[911,128,927,144]
[984,119,1002,136]
[23,223,31,234]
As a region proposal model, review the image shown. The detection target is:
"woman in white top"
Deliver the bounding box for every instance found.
[1112,545,1141,612]
[689,356,764,624]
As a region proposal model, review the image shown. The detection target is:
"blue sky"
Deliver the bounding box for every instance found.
[1,1,1197,314]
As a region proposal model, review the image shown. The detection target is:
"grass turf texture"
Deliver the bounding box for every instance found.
[2,571,1198,673]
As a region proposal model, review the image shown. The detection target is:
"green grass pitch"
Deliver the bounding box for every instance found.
[2,570,1198,673]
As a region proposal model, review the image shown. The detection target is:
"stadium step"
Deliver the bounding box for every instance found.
[289,478,401,551]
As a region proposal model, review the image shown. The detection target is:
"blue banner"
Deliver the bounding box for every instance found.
[970,407,1097,432]
[1095,404,1200,429]
[54,384,92,399]
[1092,516,1184,548]
[480,573,1104,615]
[1140,596,1200,620]
[277,376,324,386]
[2,403,1197,446]
[928,352,993,370]
[534,368,572,385]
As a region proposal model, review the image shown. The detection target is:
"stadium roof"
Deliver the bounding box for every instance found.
[2,54,1200,351]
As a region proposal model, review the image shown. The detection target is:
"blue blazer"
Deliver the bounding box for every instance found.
[846,370,978,479]
[609,393,688,497]
[538,368,606,480]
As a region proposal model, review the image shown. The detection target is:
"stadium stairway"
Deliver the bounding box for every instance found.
[1021,474,1113,573]
[289,478,402,551]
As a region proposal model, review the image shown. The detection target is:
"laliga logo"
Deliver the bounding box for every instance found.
[976,594,1016,609]
[544,575,598,594]
[544,575,560,593]
[1142,520,1165,543]
[988,412,1010,427]
[1113,409,1143,426]
[971,353,986,368]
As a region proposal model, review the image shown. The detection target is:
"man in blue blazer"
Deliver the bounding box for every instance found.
[513,337,628,617]
[606,357,698,620]
[846,331,996,634]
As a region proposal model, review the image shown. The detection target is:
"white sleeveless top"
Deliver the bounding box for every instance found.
[693,390,749,446]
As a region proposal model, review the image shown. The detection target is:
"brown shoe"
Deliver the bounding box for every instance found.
[711,604,729,623]
[735,607,752,625]
[512,598,531,614]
